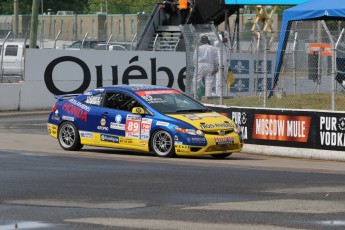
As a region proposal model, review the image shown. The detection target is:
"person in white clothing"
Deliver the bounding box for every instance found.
[214,34,229,96]
[193,35,218,98]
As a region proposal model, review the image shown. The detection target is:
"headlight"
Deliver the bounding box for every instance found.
[174,126,204,136]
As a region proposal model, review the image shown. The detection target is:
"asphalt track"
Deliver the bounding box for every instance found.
[0,110,344,230]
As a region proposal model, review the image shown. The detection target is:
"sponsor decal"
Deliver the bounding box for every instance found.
[135,90,180,96]
[69,99,91,112]
[62,102,88,122]
[80,131,94,139]
[183,114,201,120]
[196,113,223,118]
[174,135,179,141]
[125,114,141,139]
[214,136,234,145]
[139,141,147,146]
[85,95,102,106]
[100,134,119,143]
[97,118,109,131]
[174,141,183,145]
[156,121,169,126]
[140,94,166,104]
[252,114,311,142]
[187,137,206,144]
[319,116,345,147]
[175,145,190,153]
[115,114,122,123]
[200,122,232,129]
[62,115,74,121]
[119,137,133,144]
[100,118,106,126]
[51,113,60,121]
[97,126,109,131]
[140,118,152,140]
[110,122,125,130]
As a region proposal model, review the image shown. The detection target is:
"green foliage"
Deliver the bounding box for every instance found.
[0,0,158,15]
[88,0,158,14]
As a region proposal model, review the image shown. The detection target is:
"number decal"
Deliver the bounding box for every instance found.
[126,120,140,132]
[125,114,141,139]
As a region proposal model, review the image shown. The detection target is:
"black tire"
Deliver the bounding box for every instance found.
[211,153,232,159]
[58,122,83,151]
[150,130,175,157]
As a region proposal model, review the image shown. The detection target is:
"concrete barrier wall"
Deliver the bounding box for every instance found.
[19,49,186,110]
[1,49,344,161]
[0,83,21,111]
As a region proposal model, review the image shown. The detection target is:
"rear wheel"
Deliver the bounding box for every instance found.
[58,122,83,151]
[150,130,175,157]
[211,153,232,159]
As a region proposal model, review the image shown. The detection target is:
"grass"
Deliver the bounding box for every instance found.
[200,93,345,111]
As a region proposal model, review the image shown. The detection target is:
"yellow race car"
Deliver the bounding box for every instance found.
[48,85,243,158]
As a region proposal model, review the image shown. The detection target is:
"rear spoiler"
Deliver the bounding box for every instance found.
[54,94,81,101]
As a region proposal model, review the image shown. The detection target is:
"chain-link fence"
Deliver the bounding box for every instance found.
[275,20,345,111]
[180,24,227,101]
[182,21,345,111]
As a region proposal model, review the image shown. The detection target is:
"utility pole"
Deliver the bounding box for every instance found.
[13,0,19,38]
[29,0,40,48]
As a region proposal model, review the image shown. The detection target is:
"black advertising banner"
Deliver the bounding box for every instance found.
[315,112,345,150]
[209,106,345,151]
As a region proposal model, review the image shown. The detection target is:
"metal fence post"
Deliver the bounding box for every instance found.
[335,28,345,109]
[322,20,335,111]
[255,32,260,95]
[191,25,199,100]
[255,23,268,108]
[292,32,298,95]
[211,24,224,104]
[0,31,12,83]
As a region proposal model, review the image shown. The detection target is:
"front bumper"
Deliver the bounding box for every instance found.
[174,132,243,156]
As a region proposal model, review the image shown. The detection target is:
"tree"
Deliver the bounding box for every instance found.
[87,0,157,14]
[0,0,91,15]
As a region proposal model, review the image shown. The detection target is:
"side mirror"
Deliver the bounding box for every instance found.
[132,107,145,114]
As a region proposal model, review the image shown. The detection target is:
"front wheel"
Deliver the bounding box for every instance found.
[150,130,175,157]
[211,153,232,159]
[58,122,83,151]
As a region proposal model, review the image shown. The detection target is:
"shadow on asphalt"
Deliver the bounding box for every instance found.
[80,148,264,161]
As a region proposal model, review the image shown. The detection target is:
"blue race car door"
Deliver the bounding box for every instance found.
[99,91,151,151]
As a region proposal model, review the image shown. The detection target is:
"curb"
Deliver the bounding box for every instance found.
[0,110,50,117]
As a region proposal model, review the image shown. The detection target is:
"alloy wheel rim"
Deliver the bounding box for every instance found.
[60,125,75,148]
[153,131,172,156]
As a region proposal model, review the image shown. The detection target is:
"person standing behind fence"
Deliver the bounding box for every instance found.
[214,33,229,96]
[163,0,177,25]
[193,35,219,98]
[179,0,190,24]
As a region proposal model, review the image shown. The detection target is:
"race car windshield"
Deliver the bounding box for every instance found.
[138,91,208,114]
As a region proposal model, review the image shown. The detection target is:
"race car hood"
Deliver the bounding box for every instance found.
[167,112,235,131]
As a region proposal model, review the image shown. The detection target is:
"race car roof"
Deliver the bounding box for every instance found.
[101,84,173,92]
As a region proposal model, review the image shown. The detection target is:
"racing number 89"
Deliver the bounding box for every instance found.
[126,120,140,132]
